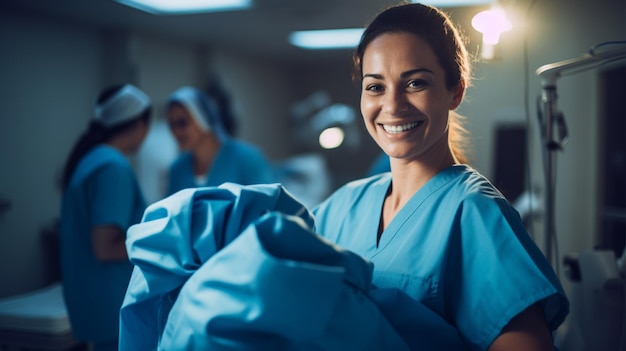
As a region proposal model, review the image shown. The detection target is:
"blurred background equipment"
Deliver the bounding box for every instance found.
[291,90,359,151]
[558,249,625,351]
[536,42,626,266]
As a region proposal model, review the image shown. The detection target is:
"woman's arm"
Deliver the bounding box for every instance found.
[92,225,129,261]
[488,303,554,351]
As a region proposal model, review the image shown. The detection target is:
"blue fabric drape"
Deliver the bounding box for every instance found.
[120,183,464,350]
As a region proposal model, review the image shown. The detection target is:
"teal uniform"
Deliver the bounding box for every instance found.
[313,165,569,350]
[167,138,275,195]
[60,145,146,344]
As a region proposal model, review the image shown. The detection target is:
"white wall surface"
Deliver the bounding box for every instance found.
[209,51,297,160]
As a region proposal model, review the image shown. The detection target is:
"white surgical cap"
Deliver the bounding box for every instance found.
[167,87,213,130]
[93,84,151,127]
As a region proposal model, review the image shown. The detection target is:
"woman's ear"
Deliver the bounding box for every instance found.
[449,80,465,110]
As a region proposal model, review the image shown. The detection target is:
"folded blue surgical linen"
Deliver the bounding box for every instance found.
[120,183,464,350]
[160,212,409,350]
[120,183,315,350]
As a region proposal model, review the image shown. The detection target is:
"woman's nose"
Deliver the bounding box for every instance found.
[382,89,410,116]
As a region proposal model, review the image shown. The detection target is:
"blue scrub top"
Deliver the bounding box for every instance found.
[60,145,146,343]
[313,165,569,350]
[167,138,274,195]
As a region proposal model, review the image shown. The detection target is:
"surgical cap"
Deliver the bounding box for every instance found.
[167,86,225,136]
[93,84,151,127]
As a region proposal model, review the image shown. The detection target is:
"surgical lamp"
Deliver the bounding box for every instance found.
[535,43,626,266]
[291,91,359,150]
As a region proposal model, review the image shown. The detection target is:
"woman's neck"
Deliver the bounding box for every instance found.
[106,133,133,155]
[379,143,456,237]
[388,147,455,209]
[192,134,221,176]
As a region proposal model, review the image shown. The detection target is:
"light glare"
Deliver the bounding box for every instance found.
[471,8,512,45]
[319,127,345,149]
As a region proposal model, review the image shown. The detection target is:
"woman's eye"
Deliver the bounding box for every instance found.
[364,84,382,92]
[408,79,428,89]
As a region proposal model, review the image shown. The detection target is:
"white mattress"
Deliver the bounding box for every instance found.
[0,283,71,334]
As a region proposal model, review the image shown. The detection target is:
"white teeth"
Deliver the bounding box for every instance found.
[382,121,420,134]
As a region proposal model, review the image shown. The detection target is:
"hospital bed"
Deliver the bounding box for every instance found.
[0,283,85,351]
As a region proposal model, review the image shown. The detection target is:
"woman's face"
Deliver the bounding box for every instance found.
[167,103,205,150]
[360,32,463,164]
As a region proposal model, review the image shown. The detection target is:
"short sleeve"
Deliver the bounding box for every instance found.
[91,161,138,230]
[445,194,568,350]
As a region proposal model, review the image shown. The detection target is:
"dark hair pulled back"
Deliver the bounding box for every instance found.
[61,85,151,190]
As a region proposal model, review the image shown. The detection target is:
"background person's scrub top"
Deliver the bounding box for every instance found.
[60,145,146,342]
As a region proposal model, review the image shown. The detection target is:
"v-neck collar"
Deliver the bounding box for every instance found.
[372,165,466,255]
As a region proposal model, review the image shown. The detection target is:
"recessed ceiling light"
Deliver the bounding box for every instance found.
[288,28,365,50]
[115,0,252,15]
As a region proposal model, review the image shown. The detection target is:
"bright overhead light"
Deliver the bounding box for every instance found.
[472,6,512,60]
[289,28,365,50]
[289,0,495,50]
[472,8,512,45]
[115,0,252,15]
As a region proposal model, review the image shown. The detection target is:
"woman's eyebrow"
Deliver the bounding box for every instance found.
[362,73,383,80]
[401,68,434,78]
[363,68,435,80]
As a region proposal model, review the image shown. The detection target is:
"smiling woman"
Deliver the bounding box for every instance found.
[313,2,569,350]
[109,1,578,349]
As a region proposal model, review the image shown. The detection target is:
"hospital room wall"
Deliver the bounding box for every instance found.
[0,0,624,299]
[0,11,104,298]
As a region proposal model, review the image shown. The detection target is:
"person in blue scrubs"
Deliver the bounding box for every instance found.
[60,84,151,351]
[313,3,569,350]
[166,86,275,195]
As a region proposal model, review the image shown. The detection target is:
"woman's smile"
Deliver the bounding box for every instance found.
[380,121,423,134]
